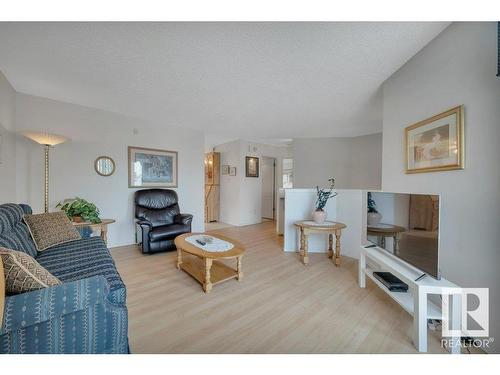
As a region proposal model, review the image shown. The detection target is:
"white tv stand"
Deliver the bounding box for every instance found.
[359,245,461,354]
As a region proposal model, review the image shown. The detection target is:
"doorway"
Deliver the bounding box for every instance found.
[261,156,276,221]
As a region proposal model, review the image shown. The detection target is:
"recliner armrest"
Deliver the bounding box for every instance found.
[174,214,193,226]
[136,220,152,253]
[136,219,153,228]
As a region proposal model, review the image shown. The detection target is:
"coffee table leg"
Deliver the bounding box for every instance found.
[204,258,213,293]
[302,234,309,265]
[237,256,243,281]
[177,247,183,269]
[335,231,341,267]
[328,234,334,259]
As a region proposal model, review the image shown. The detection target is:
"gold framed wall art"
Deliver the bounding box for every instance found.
[405,105,464,173]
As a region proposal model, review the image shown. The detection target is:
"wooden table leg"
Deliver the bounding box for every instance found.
[380,236,386,249]
[299,227,304,256]
[177,247,183,269]
[334,231,341,267]
[394,234,400,255]
[237,256,243,281]
[100,224,109,244]
[302,234,309,265]
[328,233,334,259]
[203,258,213,293]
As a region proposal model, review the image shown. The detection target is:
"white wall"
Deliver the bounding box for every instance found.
[239,140,292,226]
[14,93,205,248]
[215,139,292,226]
[216,140,242,226]
[293,133,382,189]
[0,71,16,203]
[382,22,500,353]
[350,134,384,189]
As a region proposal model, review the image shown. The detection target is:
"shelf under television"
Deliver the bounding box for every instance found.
[364,266,442,320]
[359,246,462,353]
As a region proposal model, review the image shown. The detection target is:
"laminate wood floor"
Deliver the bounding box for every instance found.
[111,221,452,354]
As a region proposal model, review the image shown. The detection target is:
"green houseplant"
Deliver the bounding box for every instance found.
[56,197,102,224]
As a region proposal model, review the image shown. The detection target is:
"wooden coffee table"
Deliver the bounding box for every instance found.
[174,233,245,293]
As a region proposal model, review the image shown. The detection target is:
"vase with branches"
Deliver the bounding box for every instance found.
[313,178,337,224]
[367,192,382,226]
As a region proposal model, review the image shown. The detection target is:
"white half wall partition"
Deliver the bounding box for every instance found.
[283,188,367,260]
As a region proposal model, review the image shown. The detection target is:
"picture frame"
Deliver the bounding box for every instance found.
[245,156,259,178]
[405,105,464,174]
[128,146,178,188]
[229,167,236,176]
[221,165,230,175]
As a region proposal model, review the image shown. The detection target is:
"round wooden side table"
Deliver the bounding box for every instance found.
[367,224,406,254]
[294,220,347,266]
[71,218,116,244]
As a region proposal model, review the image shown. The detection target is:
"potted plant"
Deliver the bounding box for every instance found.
[313,178,338,224]
[56,197,102,224]
[367,192,382,226]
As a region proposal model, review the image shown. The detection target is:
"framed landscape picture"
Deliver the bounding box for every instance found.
[245,156,259,177]
[405,105,464,174]
[128,146,178,188]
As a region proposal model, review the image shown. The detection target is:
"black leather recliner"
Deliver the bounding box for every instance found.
[134,189,193,254]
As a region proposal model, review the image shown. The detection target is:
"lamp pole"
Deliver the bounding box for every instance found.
[44,144,50,213]
[22,132,69,213]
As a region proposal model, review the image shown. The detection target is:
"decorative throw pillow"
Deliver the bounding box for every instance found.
[0,247,61,294]
[0,256,5,327]
[23,211,81,252]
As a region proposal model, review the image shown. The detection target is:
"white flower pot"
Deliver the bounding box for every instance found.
[312,210,327,224]
[367,212,382,226]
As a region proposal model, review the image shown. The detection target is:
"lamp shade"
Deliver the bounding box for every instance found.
[23,131,69,146]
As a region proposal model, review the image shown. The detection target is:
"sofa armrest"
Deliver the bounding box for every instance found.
[1,276,109,334]
[174,213,193,226]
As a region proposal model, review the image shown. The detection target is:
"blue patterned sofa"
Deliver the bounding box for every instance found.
[0,203,129,354]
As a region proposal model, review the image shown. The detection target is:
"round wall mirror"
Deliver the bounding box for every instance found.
[95,156,116,177]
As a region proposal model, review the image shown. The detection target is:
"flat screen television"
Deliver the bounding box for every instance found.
[366,192,441,279]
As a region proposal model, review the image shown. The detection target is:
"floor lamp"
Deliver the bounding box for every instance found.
[23,132,69,213]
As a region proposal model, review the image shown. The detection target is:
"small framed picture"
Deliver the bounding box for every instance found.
[229,167,236,176]
[245,156,259,177]
[405,105,464,174]
[221,165,230,175]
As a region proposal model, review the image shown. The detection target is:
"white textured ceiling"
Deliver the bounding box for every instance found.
[0,22,449,138]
